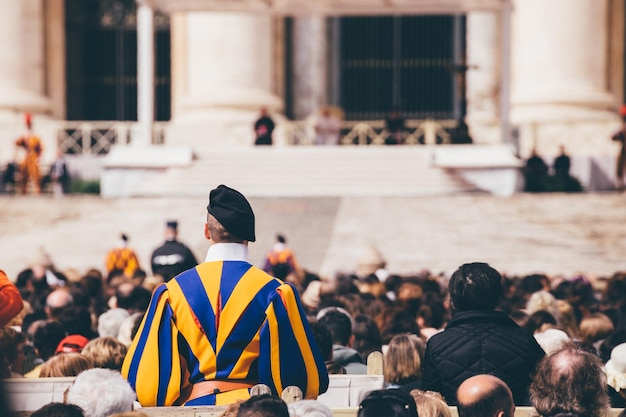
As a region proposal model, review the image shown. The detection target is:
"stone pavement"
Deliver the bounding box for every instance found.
[1,192,625,281]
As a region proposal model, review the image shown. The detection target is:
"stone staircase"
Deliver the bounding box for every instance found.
[130,146,480,197]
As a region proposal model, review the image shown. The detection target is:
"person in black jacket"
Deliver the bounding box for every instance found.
[150,220,198,282]
[422,262,545,405]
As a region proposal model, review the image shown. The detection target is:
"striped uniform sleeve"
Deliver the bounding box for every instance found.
[122,283,186,406]
[258,281,329,399]
[0,270,23,327]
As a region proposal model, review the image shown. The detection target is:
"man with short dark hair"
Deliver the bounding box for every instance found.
[237,394,289,417]
[317,308,367,374]
[423,262,544,405]
[457,374,515,417]
[530,344,611,417]
[358,389,418,417]
[30,403,85,417]
[124,185,328,406]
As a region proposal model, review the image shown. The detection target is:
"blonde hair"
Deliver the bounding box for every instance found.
[39,353,92,377]
[526,291,560,323]
[556,299,579,339]
[384,333,425,385]
[142,275,164,293]
[7,300,33,328]
[82,336,128,371]
[579,313,614,344]
[410,389,452,417]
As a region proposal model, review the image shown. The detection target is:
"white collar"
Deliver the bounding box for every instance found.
[205,243,249,262]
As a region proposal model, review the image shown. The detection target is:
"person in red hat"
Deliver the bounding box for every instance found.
[14,112,43,194]
[611,105,626,190]
[55,334,90,355]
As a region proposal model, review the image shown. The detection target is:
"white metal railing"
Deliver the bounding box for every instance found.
[56,121,167,155]
[282,119,458,146]
[53,119,622,159]
[56,119,457,154]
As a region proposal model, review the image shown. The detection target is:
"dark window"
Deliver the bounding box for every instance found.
[336,15,463,120]
[65,0,170,121]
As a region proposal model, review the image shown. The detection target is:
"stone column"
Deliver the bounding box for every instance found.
[135,0,154,146]
[511,0,614,122]
[175,13,281,117]
[466,11,500,144]
[292,16,327,120]
[169,12,282,147]
[0,0,50,117]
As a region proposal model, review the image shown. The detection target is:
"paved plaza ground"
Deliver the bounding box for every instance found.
[1,192,625,282]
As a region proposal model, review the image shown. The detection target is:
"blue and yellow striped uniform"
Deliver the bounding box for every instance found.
[122,260,329,406]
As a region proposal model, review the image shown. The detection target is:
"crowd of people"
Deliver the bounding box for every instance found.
[1,185,626,417]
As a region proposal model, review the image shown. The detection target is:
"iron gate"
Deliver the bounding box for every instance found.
[335,15,465,121]
[65,0,171,122]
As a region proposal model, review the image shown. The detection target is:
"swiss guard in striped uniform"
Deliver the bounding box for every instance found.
[122,185,329,406]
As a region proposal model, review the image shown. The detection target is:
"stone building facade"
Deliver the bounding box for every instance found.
[0,0,623,176]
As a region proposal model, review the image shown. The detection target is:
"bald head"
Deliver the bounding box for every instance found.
[45,288,74,319]
[529,345,610,417]
[457,375,515,417]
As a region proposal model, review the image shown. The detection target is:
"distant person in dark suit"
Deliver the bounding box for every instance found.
[254,107,275,146]
[551,145,582,192]
[385,110,405,145]
[150,220,198,282]
[523,148,549,192]
[1,158,18,194]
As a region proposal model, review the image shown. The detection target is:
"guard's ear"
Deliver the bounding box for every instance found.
[204,223,211,240]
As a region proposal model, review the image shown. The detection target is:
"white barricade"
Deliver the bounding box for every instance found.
[6,377,75,412]
[317,375,385,407]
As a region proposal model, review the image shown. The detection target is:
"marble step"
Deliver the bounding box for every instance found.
[131,147,479,197]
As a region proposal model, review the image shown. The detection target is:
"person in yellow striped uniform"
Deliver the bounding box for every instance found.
[105,233,141,279]
[14,113,43,194]
[122,185,328,406]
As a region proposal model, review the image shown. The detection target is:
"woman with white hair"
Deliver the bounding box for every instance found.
[65,368,136,417]
[605,342,626,408]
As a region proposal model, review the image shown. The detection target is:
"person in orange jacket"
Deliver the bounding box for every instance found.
[0,269,24,328]
[15,113,43,194]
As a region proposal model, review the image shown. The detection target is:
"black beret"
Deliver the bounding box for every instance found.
[166,220,178,229]
[207,185,256,242]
